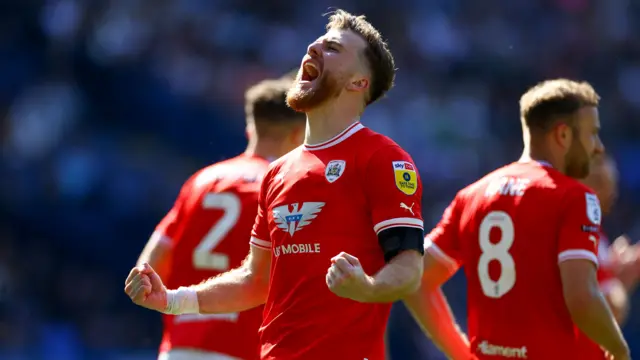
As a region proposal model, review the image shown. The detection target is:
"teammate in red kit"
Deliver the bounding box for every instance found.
[582,155,636,325]
[126,9,425,360]
[577,154,640,359]
[404,79,630,360]
[134,76,305,360]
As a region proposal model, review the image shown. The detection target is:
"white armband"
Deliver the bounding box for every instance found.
[164,287,200,315]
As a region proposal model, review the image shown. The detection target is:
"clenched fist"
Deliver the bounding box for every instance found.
[124,263,168,312]
[326,252,373,302]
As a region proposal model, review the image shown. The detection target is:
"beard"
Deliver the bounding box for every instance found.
[286,70,342,112]
[565,138,591,179]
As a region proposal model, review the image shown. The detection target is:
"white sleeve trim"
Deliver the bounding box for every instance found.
[424,237,459,272]
[373,217,424,234]
[558,249,599,267]
[250,236,271,251]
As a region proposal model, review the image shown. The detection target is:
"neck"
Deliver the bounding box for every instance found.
[519,144,565,173]
[304,98,361,145]
[245,137,287,161]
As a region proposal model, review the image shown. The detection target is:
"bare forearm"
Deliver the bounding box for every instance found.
[404,288,470,359]
[363,251,423,303]
[137,233,172,280]
[567,291,627,354]
[192,265,268,314]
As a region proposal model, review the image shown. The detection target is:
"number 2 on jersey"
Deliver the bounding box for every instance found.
[193,192,241,271]
[478,211,516,298]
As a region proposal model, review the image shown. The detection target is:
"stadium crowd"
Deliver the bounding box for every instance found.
[1,0,639,359]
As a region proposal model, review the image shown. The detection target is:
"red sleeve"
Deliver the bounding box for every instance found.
[153,181,191,247]
[424,196,463,271]
[557,187,601,266]
[363,145,424,235]
[250,170,272,251]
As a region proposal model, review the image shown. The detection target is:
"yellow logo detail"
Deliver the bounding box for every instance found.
[392,161,417,195]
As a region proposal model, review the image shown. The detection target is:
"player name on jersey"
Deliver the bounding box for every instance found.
[485,176,531,197]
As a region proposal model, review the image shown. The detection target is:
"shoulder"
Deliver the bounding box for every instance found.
[565,180,601,221]
[182,163,219,190]
[457,165,509,200]
[188,159,236,189]
[260,147,303,184]
[360,128,407,151]
[356,128,414,166]
[566,178,596,194]
[553,175,597,204]
[271,146,304,166]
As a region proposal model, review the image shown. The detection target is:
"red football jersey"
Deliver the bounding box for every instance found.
[425,161,604,360]
[155,153,270,360]
[250,122,424,360]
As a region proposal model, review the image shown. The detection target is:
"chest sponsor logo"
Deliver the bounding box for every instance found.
[325,160,346,183]
[274,243,321,257]
[392,161,417,195]
[585,193,601,225]
[477,341,528,358]
[272,202,325,236]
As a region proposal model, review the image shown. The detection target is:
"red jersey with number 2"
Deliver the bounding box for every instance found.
[250,122,424,360]
[425,161,604,360]
[154,153,269,360]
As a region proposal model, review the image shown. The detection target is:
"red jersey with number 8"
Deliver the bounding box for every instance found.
[425,161,605,360]
[154,153,269,360]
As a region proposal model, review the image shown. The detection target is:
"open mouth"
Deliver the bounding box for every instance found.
[301,61,320,82]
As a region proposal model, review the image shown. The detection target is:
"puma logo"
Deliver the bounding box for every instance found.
[588,235,598,247]
[400,202,415,215]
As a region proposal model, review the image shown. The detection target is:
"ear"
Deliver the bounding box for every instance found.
[346,77,369,93]
[553,122,573,149]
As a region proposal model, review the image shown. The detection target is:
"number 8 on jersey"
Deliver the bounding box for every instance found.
[478,211,516,299]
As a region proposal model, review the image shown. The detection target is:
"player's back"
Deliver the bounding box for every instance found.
[159,154,269,360]
[455,161,601,359]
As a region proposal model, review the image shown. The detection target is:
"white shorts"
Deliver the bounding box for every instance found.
[159,349,242,360]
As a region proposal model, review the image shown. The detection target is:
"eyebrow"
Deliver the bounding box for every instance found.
[324,39,344,48]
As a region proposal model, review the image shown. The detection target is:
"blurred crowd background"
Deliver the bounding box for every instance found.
[1,0,639,359]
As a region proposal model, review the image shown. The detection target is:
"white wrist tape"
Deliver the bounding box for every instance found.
[164,287,199,315]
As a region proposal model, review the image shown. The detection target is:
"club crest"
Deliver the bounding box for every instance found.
[325,160,346,183]
[585,193,601,225]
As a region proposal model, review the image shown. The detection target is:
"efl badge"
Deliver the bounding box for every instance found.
[325,160,346,183]
[585,193,601,225]
[393,161,417,195]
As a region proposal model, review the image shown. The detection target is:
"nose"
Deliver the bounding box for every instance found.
[307,42,321,58]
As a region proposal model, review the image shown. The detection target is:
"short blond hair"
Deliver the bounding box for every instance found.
[519,79,600,132]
